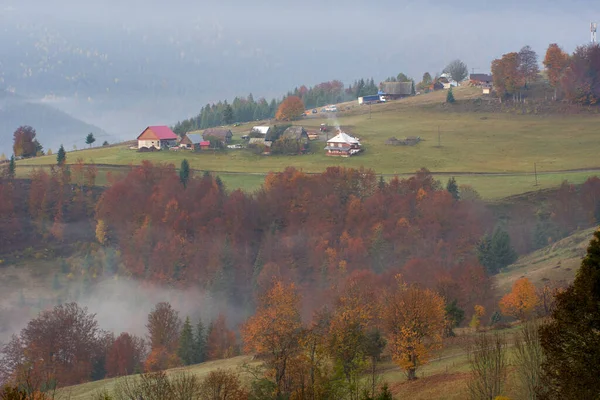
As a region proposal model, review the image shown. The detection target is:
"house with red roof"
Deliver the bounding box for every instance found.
[137,126,178,149]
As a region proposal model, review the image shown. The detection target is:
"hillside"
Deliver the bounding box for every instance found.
[494,226,597,293]
[0,90,113,156]
[15,87,600,198]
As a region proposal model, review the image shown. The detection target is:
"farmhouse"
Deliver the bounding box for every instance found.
[324,132,362,157]
[137,126,178,149]
[380,82,413,100]
[282,126,309,145]
[203,128,233,144]
[248,137,272,154]
[470,73,493,86]
[179,133,203,150]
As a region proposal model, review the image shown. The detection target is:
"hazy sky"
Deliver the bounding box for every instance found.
[1,0,599,146]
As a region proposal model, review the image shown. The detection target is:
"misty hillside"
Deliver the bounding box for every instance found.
[0,90,111,155]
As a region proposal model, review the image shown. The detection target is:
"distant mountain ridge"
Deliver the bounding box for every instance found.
[0,90,112,156]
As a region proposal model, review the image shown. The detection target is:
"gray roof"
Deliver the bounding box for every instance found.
[203,128,232,139]
[381,82,412,95]
[187,133,203,144]
[470,74,493,82]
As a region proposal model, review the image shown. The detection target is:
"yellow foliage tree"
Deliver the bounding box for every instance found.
[95,219,107,244]
[499,278,539,320]
[241,279,302,397]
[384,275,446,380]
[470,304,485,330]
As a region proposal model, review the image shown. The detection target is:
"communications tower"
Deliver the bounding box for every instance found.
[592,22,597,43]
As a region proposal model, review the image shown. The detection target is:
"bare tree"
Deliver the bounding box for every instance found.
[518,46,540,87]
[467,333,508,400]
[514,321,545,400]
[444,59,469,82]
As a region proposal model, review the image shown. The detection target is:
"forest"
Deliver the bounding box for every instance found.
[1,159,600,398]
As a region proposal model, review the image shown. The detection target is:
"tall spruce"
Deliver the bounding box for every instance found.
[446,87,456,103]
[178,316,194,365]
[57,145,66,166]
[85,132,96,147]
[179,159,190,188]
[538,229,600,399]
[478,228,517,275]
[446,177,459,200]
[7,155,16,179]
[193,317,207,363]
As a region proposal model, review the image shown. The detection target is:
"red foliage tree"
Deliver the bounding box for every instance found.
[105,333,147,377]
[207,314,237,361]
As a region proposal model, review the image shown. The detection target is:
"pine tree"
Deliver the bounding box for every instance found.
[446,177,459,200]
[102,141,109,146]
[193,318,207,363]
[223,104,234,125]
[57,145,66,166]
[539,229,600,399]
[490,227,517,272]
[446,87,455,103]
[7,155,16,179]
[179,159,190,188]
[178,316,195,365]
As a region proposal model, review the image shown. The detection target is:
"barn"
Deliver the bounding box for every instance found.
[137,126,178,149]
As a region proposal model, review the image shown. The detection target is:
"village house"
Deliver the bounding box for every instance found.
[469,73,493,86]
[137,126,178,149]
[179,133,203,150]
[324,131,362,157]
[203,128,233,144]
[251,126,271,136]
[380,82,413,100]
[248,137,272,154]
[282,126,309,145]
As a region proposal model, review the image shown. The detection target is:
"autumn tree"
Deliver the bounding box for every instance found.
[178,317,194,366]
[56,145,66,166]
[86,133,96,148]
[538,229,600,399]
[419,72,433,90]
[384,275,446,380]
[105,333,146,377]
[206,314,237,361]
[275,96,305,121]
[242,280,302,397]
[492,52,525,99]
[543,43,569,99]
[146,302,182,354]
[198,369,248,400]
[444,59,469,82]
[0,303,102,387]
[13,126,40,158]
[560,43,600,105]
[518,45,540,87]
[514,321,545,400]
[499,277,539,320]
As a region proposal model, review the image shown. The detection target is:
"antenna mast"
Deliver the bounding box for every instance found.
[592,22,597,43]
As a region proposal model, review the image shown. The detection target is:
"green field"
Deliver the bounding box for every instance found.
[16,87,600,198]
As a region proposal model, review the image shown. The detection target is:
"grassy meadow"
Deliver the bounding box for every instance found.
[17,87,600,198]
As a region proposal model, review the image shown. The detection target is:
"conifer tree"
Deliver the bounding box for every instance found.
[179,159,190,188]
[57,145,66,166]
[7,155,15,179]
[446,177,459,200]
[85,132,96,147]
[193,317,207,363]
[178,316,194,365]
[446,87,456,103]
[539,229,600,398]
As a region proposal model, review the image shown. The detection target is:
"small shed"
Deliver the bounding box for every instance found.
[386,137,400,145]
[199,141,211,150]
[251,126,271,136]
[203,128,233,144]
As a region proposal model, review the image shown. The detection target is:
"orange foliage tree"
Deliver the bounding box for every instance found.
[543,43,569,98]
[145,302,181,371]
[275,96,305,121]
[499,277,539,320]
[491,52,525,99]
[242,280,302,397]
[383,275,446,380]
[207,314,237,361]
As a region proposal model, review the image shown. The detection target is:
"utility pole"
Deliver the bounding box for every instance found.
[534,163,538,186]
[369,103,372,119]
[438,126,441,147]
